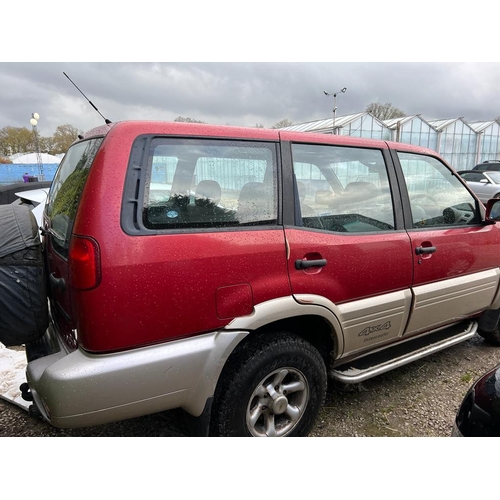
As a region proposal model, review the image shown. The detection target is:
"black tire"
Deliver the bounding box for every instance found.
[210,332,327,437]
[478,328,500,346]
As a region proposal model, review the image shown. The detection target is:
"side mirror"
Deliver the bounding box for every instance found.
[480,179,489,184]
[485,198,500,222]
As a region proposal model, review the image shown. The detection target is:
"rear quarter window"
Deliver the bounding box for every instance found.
[141,138,279,230]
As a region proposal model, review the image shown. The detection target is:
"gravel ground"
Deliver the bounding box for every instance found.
[0,333,498,437]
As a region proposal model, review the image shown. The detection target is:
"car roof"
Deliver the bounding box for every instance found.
[473,162,500,169]
[459,169,500,175]
[76,120,438,157]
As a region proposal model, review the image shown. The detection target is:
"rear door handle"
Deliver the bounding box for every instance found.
[415,246,436,255]
[295,259,327,270]
[49,272,66,292]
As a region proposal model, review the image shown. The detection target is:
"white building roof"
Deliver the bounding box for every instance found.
[383,115,437,130]
[281,112,378,133]
[468,121,498,133]
[10,153,62,164]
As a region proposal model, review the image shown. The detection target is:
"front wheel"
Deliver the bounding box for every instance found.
[478,327,500,346]
[210,332,327,437]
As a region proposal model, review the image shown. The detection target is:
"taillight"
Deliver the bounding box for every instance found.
[69,236,101,290]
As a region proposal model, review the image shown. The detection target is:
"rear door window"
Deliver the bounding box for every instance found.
[45,138,103,258]
[292,143,395,232]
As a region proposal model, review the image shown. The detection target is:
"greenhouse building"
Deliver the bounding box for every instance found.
[282,113,500,170]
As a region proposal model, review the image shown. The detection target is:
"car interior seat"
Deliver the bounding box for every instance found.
[194,180,222,207]
[237,182,275,225]
[297,181,315,217]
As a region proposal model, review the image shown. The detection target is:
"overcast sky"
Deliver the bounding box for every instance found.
[2,61,499,137]
[2,4,499,137]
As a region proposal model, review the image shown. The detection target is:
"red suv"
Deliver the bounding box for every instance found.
[4,120,500,437]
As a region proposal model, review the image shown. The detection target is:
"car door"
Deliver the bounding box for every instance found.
[394,150,500,335]
[282,138,414,358]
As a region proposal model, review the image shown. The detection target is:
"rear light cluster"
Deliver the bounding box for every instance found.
[69,236,101,290]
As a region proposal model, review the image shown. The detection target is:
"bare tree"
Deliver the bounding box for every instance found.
[271,119,293,129]
[366,103,406,121]
[174,116,206,124]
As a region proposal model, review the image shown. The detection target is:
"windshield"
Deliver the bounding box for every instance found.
[486,172,500,183]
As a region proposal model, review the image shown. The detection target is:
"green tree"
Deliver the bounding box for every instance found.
[365,102,406,121]
[174,116,206,124]
[255,123,264,128]
[0,126,34,156]
[51,124,82,154]
[271,119,293,129]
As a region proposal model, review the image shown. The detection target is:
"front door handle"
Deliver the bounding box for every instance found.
[415,246,436,255]
[295,259,327,270]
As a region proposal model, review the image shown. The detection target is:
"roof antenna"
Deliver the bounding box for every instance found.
[63,72,112,125]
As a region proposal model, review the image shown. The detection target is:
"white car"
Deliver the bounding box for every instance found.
[458,170,500,204]
[11,188,49,231]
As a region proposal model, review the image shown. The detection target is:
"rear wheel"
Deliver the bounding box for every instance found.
[210,332,327,437]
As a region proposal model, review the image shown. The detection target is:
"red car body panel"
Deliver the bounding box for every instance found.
[285,228,413,303]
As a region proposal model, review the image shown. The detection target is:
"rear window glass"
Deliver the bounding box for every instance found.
[46,138,103,258]
[143,138,278,229]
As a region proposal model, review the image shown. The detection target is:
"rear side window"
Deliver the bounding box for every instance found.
[291,143,395,232]
[45,138,103,258]
[142,139,278,229]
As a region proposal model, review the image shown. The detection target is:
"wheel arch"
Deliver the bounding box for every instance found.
[251,315,335,367]
[226,296,343,365]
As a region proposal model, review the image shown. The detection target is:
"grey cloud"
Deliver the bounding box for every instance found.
[1,62,499,137]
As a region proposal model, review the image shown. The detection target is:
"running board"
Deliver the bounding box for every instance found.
[330,320,478,384]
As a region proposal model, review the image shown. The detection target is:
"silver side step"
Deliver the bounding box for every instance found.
[330,320,478,384]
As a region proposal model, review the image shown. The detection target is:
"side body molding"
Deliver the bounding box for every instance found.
[227,292,412,360]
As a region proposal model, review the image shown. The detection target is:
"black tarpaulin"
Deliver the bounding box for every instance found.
[0,204,40,258]
[0,204,48,347]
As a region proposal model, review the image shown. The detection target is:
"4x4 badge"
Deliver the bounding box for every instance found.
[359,322,391,337]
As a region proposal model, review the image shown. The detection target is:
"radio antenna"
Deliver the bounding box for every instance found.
[63,72,112,124]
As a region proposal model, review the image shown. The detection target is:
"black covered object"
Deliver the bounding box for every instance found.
[0,204,48,347]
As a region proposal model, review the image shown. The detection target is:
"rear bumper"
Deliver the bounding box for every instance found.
[26,324,248,428]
